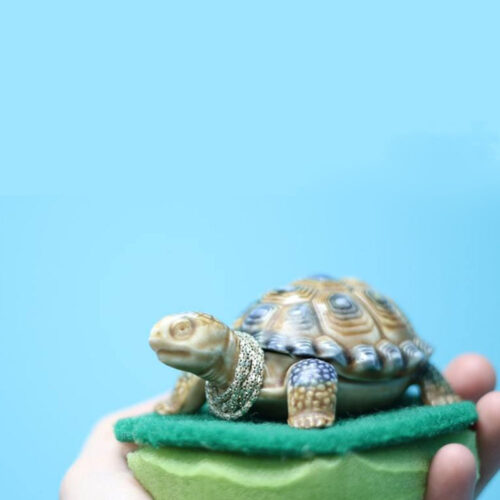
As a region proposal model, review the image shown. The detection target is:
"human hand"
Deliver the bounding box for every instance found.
[425,354,499,499]
[59,396,162,499]
[60,354,499,500]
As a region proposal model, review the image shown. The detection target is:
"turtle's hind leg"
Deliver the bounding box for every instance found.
[287,359,337,429]
[155,372,206,415]
[418,363,461,406]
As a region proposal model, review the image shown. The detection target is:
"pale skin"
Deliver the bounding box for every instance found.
[60,354,499,500]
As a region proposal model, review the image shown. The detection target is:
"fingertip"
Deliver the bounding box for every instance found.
[477,390,500,422]
[445,353,496,402]
[433,443,477,479]
[476,391,500,494]
[425,444,476,500]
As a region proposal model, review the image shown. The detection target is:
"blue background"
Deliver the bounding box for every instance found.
[1,1,499,498]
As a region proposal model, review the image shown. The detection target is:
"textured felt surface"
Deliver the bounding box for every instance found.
[127,430,478,500]
[115,401,477,457]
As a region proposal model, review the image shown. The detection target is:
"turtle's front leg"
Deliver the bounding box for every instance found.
[418,363,461,406]
[155,372,206,415]
[287,359,338,429]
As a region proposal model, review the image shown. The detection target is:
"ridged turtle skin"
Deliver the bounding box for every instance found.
[234,276,432,382]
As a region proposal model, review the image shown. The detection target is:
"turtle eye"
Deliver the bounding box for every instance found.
[170,318,194,340]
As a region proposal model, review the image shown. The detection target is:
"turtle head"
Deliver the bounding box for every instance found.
[149,312,236,384]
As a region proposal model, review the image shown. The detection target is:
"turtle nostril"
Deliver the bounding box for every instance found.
[149,330,162,343]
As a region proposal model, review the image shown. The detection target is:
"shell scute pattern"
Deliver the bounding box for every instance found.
[329,293,361,318]
[266,333,291,354]
[288,336,316,357]
[235,277,431,379]
[364,289,408,331]
[315,335,348,366]
[377,340,405,373]
[263,285,315,305]
[351,344,382,372]
[286,302,316,331]
[315,291,379,339]
[239,303,277,334]
[348,285,414,341]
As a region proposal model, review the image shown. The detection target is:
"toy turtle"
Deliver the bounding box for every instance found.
[149,276,460,429]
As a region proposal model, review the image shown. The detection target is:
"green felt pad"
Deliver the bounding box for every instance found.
[115,401,477,457]
[128,430,478,500]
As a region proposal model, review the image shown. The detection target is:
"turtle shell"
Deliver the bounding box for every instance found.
[233,276,432,380]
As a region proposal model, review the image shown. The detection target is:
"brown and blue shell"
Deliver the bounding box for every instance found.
[233,276,432,381]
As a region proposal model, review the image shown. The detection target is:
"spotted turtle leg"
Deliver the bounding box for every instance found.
[418,363,461,406]
[155,372,206,415]
[287,359,338,429]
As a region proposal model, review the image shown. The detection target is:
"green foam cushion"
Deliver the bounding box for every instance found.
[115,401,477,457]
[127,430,478,500]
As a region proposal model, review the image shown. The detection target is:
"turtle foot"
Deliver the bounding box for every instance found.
[288,412,334,429]
[286,359,338,429]
[419,364,462,407]
[154,401,181,415]
[428,394,462,406]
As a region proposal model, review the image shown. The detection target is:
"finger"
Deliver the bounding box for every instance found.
[61,466,152,500]
[425,444,477,500]
[444,354,496,402]
[80,394,168,462]
[475,391,500,495]
[62,395,173,499]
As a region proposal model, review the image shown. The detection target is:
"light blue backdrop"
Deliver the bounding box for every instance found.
[1,1,499,498]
